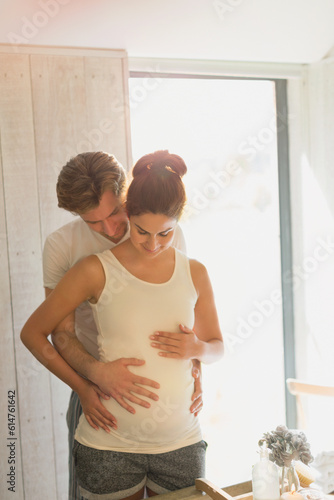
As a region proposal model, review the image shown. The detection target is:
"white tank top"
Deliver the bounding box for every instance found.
[74,248,202,453]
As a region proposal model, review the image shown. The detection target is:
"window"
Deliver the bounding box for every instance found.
[129,75,287,484]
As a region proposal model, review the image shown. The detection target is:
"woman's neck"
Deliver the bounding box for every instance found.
[112,241,176,284]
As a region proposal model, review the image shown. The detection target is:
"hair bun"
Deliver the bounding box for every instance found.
[132,150,187,178]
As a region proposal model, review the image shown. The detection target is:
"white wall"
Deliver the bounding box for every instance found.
[1,0,334,63]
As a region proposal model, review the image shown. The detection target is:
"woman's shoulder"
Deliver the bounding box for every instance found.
[57,254,105,302]
[188,258,210,289]
[189,258,207,273]
[73,254,105,278]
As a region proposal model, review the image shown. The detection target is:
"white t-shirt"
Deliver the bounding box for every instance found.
[43,217,186,358]
[74,248,202,453]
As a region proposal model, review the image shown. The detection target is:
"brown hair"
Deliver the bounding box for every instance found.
[56,151,127,214]
[126,150,187,220]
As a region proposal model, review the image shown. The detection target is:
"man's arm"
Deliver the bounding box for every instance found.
[46,288,161,415]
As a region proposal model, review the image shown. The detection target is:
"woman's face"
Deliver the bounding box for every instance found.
[129,213,177,258]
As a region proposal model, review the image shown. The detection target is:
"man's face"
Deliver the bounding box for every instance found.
[79,190,128,243]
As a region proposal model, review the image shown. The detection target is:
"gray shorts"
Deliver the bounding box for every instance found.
[73,440,207,499]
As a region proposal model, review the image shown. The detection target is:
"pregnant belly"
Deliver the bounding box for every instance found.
[103,359,195,446]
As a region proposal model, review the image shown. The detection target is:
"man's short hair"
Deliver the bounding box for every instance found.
[56,151,127,214]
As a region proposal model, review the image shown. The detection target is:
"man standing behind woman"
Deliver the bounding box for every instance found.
[21,150,224,499]
[43,151,203,500]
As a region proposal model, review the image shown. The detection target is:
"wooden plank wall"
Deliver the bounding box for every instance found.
[0,44,131,500]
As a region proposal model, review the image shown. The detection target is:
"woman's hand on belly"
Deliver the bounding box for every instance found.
[149,324,200,359]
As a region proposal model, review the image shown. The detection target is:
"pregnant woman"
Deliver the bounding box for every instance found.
[21,149,224,499]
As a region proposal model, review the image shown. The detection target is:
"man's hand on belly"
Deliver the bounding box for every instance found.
[92,358,160,414]
[190,360,203,417]
[77,379,118,432]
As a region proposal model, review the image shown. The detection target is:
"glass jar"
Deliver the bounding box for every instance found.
[280,463,300,494]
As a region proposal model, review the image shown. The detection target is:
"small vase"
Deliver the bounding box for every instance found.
[280,463,300,494]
